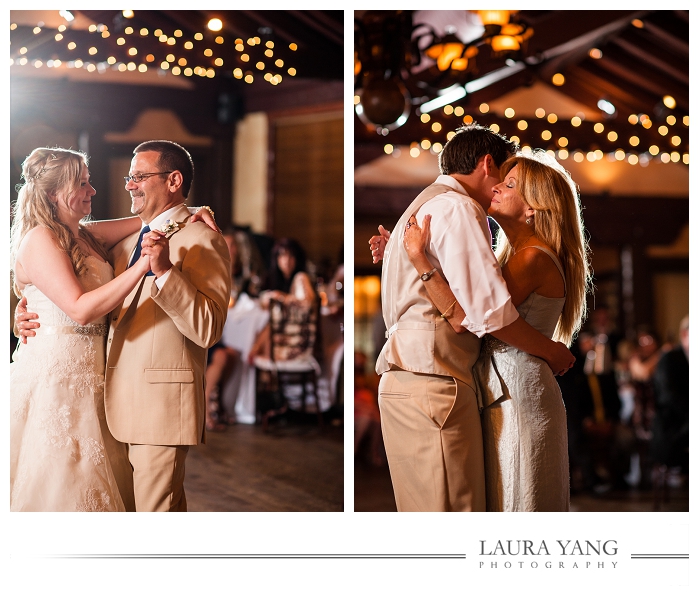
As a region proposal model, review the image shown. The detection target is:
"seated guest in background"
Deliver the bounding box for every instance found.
[251,237,318,363]
[227,224,266,299]
[260,238,316,310]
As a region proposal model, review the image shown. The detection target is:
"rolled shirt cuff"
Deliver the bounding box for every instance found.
[461,301,519,338]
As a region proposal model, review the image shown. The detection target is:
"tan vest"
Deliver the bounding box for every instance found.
[376,182,482,386]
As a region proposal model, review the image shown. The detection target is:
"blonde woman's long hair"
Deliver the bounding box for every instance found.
[10,147,110,296]
[494,150,592,346]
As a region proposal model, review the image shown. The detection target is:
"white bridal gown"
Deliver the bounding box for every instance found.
[10,256,127,511]
[476,246,570,512]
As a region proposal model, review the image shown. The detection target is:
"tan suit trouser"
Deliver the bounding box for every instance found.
[378,370,485,512]
[128,444,189,512]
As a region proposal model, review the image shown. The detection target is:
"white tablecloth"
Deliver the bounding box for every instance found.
[219,295,344,420]
[219,293,269,424]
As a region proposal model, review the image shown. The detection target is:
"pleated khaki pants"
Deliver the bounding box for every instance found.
[128,444,189,512]
[378,369,486,512]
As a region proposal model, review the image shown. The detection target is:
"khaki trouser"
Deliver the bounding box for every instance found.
[128,444,190,512]
[378,369,485,512]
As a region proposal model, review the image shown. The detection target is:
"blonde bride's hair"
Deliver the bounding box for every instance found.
[494,150,593,346]
[10,147,109,296]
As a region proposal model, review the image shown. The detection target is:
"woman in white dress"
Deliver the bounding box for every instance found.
[375,151,591,511]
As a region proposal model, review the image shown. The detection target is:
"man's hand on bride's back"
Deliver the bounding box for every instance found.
[369,225,391,263]
[14,296,39,344]
[547,341,576,376]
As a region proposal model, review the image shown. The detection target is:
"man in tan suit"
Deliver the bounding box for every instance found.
[374,124,575,512]
[104,140,231,511]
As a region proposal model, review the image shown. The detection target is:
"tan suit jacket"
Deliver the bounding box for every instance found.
[104,204,231,446]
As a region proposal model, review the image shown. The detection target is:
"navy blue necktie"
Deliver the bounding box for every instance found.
[128,225,154,275]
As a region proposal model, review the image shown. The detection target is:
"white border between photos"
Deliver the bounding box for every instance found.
[4,3,695,595]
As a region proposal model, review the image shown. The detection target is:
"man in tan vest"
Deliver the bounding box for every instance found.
[374,124,575,511]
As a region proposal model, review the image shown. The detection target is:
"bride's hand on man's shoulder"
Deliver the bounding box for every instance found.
[188,206,220,233]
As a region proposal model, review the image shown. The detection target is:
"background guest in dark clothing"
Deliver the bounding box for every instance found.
[650,315,689,477]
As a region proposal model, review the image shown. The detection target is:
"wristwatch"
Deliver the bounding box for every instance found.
[420,267,438,281]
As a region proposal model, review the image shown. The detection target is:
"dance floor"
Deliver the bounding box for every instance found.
[185,413,344,512]
[354,460,689,512]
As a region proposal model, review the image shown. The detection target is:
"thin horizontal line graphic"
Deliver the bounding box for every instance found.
[46,553,467,559]
[630,554,688,559]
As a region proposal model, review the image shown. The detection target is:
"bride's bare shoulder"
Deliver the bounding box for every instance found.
[19,225,61,246]
[17,226,64,260]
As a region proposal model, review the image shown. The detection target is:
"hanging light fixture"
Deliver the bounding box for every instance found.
[424,30,478,71]
[354,10,533,133]
[477,10,511,28]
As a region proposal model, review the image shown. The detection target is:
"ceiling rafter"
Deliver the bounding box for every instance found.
[610,35,688,86]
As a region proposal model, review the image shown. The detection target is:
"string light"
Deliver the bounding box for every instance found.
[10,15,298,87]
[377,108,690,166]
[11,18,684,166]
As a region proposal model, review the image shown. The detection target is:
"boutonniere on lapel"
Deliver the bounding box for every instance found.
[159,219,180,238]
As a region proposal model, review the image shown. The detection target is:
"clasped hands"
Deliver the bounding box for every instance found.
[136,229,172,278]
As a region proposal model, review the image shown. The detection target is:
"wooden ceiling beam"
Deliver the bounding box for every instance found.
[287,10,344,46]
[610,35,688,86]
[590,55,687,111]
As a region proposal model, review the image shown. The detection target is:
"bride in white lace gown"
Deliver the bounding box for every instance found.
[10,148,152,511]
[399,151,591,512]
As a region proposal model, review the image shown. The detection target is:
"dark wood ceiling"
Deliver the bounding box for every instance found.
[355,10,689,164]
[11,10,344,83]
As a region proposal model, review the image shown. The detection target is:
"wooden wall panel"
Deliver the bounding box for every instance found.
[272,113,344,273]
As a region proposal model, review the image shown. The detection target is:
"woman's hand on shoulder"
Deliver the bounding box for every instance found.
[189,206,220,233]
[403,214,432,266]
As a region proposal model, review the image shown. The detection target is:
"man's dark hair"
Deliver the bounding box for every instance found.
[438,122,518,175]
[134,140,195,198]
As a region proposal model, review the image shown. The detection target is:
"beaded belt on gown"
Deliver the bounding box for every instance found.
[39,323,108,337]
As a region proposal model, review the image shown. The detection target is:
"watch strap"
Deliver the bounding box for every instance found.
[421,267,438,281]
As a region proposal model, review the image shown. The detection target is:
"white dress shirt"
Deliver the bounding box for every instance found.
[414,175,518,337]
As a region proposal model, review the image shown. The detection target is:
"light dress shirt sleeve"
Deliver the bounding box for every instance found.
[415,185,518,337]
[154,269,171,289]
